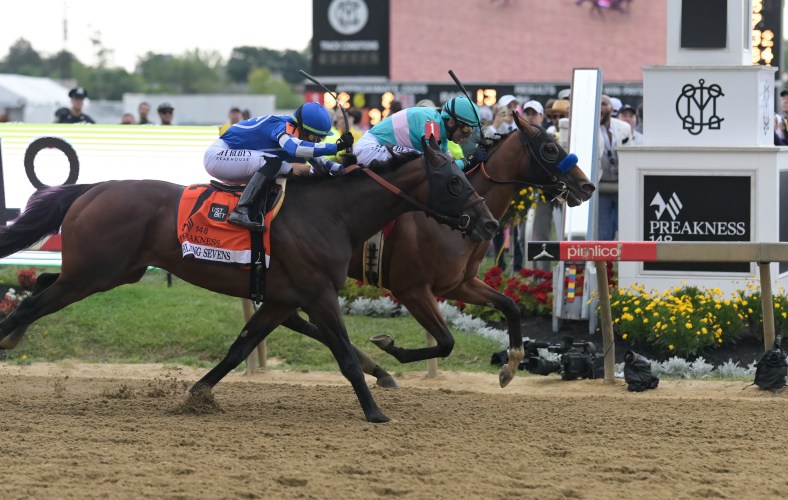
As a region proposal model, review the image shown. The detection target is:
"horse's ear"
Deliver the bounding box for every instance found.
[420,136,443,167]
[513,111,537,136]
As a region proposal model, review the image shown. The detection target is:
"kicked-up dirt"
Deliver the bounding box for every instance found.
[1,362,788,499]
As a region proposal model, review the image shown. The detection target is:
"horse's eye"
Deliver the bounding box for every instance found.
[447,176,464,197]
[541,142,559,163]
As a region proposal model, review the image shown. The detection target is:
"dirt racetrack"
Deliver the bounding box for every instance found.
[2,363,788,499]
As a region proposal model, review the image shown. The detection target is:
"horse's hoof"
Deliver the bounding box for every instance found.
[499,365,515,388]
[376,375,399,389]
[370,334,394,351]
[367,411,391,424]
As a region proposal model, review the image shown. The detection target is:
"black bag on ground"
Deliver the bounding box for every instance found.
[623,350,659,392]
[754,336,787,391]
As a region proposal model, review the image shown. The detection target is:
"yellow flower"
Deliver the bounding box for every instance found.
[669,344,675,350]
[622,333,628,340]
[685,322,692,329]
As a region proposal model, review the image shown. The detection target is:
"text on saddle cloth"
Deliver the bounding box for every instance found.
[177,179,286,266]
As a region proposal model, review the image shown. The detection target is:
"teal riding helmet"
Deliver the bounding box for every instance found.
[440,97,481,127]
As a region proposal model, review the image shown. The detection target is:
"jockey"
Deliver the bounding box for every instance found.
[353,96,488,169]
[204,102,354,230]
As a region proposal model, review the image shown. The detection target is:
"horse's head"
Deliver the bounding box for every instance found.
[421,136,498,242]
[512,113,596,207]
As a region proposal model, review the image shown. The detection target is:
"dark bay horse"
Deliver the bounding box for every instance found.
[287,113,595,387]
[0,142,498,423]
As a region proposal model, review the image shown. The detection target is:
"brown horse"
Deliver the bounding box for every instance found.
[286,113,595,387]
[0,142,498,423]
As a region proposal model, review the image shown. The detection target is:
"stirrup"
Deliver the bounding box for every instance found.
[228,211,266,232]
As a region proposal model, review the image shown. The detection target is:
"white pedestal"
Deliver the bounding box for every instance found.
[618,146,788,295]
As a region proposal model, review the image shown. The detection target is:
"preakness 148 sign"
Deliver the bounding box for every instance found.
[642,175,751,273]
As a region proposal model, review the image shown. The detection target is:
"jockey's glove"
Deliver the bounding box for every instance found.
[463,147,488,169]
[336,132,355,151]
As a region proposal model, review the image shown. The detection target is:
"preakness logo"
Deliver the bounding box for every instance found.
[650,192,682,220]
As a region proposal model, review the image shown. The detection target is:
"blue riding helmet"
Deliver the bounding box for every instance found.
[440,97,481,127]
[294,102,334,137]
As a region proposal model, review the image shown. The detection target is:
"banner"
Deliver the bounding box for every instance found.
[0,124,218,222]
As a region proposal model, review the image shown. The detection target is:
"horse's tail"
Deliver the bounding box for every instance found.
[0,183,98,258]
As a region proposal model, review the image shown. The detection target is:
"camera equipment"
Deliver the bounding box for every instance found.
[623,350,659,392]
[754,335,787,392]
[523,336,602,380]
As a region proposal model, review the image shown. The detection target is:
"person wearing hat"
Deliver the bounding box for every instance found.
[522,100,545,128]
[204,102,354,230]
[485,94,520,138]
[617,104,643,146]
[158,102,175,125]
[545,99,570,140]
[352,96,487,170]
[55,87,95,124]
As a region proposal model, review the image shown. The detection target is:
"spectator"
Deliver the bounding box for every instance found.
[204,102,351,230]
[485,94,520,139]
[609,97,623,117]
[158,102,175,125]
[55,87,95,124]
[597,94,633,241]
[120,113,136,125]
[138,102,152,124]
[542,98,557,131]
[219,106,243,135]
[242,109,251,120]
[522,100,545,128]
[545,99,570,140]
[617,104,643,145]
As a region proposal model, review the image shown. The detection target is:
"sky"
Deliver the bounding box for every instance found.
[0,0,314,72]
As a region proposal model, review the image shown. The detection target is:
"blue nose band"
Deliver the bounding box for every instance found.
[558,153,578,173]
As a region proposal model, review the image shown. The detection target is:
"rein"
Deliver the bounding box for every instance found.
[343,163,484,231]
[467,128,569,203]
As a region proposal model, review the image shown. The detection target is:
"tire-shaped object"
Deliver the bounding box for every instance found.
[23,137,79,189]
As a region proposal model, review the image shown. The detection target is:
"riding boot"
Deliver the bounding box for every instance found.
[228,168,273,231]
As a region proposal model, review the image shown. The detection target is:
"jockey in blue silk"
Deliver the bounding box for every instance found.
[204,102,354,230]
[353,96,489,169]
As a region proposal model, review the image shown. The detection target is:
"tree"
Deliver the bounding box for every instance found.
[137,50,223,94]
[226,46,309,85]
[1,38,45,76]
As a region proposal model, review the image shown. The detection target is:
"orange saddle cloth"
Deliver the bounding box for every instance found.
[177,184,252,265]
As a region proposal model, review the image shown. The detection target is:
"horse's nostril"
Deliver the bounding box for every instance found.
[485,220,499,234]
[583,182,596,194]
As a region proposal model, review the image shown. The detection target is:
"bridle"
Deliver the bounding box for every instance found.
[466,123,573,203]
[343,157,486,233]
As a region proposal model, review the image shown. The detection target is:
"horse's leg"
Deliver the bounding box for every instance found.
[190,303,296,394]
[301,298,389,423]
[369,286,457,363]
[282,312,398,388]
[444,277,524,388]
[0,273,59,349]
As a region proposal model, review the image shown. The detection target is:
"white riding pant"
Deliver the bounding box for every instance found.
[353,133,416,166]
[204,139,292,183]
